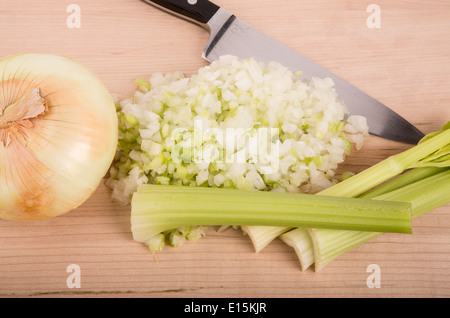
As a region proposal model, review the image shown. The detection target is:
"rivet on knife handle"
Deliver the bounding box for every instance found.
[141,0,220,26]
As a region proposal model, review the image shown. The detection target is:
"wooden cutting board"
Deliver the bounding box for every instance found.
[1,0,450,298]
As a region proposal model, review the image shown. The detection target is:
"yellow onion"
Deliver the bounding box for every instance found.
[0,54,118,221]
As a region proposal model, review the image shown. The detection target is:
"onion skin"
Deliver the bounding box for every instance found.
[0,54,118,221]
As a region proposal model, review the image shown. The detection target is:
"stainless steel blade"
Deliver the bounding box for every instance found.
[202,9,424,144]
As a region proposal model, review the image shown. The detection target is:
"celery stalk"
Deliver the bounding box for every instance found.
[318,127,450,197]
[247,124,450,257]
[376,169,450,219]
[359,167,447,199]
[241,225,292,253]
[310,168,450,271]
[280,167,448,271]
[130,185,412,244]
[279,228,314,271]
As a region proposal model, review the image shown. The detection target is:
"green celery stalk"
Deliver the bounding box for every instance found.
[309,168,450,271]
[280,167,448,271]
[246,123,450,257]
[359,166,447,199]
[244,167,446,256]
[278,227,314,271]
[241,225,292,253]
[376,169,450,219]
[130,185,412,244]
[321,126,450,197]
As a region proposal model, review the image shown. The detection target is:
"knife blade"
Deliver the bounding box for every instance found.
[142,0,425,144]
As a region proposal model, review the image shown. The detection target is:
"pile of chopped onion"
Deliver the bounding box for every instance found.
[106,55,368,247]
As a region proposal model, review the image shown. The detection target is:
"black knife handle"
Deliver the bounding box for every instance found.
[142,0,220,25]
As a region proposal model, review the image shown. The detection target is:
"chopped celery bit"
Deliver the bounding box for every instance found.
[125,113,139,126]
[146,233,165,252]
[135,78,151,92]
[340,171,355,181]
[168,229,185,247]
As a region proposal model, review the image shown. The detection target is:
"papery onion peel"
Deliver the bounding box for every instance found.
[0,53,118,221]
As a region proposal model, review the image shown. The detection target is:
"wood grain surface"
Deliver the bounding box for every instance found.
[1,0,450,298]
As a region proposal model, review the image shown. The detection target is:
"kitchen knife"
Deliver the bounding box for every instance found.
[142,0,425,144]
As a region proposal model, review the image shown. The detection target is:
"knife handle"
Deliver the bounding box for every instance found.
[142,0,220,25]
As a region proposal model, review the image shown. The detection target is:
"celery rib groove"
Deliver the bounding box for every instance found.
[131,185,412,243]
